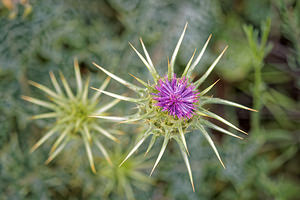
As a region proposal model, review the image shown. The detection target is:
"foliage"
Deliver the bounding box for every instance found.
[0,0,299,199]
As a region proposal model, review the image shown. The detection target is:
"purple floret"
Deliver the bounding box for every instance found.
[152,75,200,119]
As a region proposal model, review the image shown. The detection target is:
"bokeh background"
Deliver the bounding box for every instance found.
[0,0,299,199]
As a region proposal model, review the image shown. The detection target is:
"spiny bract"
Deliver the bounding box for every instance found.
[91,23,256,191]
[22,60,121,173]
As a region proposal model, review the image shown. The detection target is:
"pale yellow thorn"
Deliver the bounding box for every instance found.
[49,71,63,95]
[82,131,96,174]
[128,42,159,82]
[247,108,258,112]
[194,44,228,88]
[199,79,220,96]
[198,124,226,169]
[83,125,92,143]
[30,112,58,120]
[167,56,172,79]
[187,34,212,77]
[119,131,150,167]
[28,80,58,98]
[179,125,189,156]
[238,129,248,135]
[182,48,197,77]
[82,77,90,102]
[92,76,111,101]
[59,71,74,99]
[30,127,58,153]
[150,135,169,176]
[119,140,142,166]
[45,141,67,165]
[45,157,52,165]
[74,57,82,94]
[128,73,150,89]
[94,138,112,166]
[170,22,188,70]
[91,165,96,174]
[93,125,120,143]
[21,95,55,109]
[196,111,210,118]
[92,62,143,92]
[139,37,154,68]
[50,127,69,154]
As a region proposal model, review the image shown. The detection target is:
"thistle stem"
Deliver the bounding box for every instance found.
[251,62,262,133]
[244,18,271,134]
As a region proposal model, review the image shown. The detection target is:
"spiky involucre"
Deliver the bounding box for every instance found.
[92,23,256,191]
[22,59,121,173]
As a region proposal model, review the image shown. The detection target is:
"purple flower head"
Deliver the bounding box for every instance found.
[152,75,200,119]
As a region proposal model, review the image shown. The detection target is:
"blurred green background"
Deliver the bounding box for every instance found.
[0,0,299,199]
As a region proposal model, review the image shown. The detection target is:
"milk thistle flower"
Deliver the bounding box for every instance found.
[22,60,121,173]
[152,75,199,119]
[92,23,256,191]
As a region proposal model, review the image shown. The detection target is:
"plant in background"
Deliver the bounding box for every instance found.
[97,147,152,200]
[91,23,256,191]
[243,18,272,132]
[276,0,300,70]
[22,60,121,173]
[1,0,32,19]
[0,136,71,199]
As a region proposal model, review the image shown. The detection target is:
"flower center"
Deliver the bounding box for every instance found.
[170,93,180,102]
[57,99,95,131]
[152,75,199,119]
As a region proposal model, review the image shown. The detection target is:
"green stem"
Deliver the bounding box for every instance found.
[245,18,271,134]
[251,61,262,133]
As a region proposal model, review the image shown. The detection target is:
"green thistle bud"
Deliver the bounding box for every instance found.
[22,59,121,173]
[92,23,257,191]
[98,147,152,200]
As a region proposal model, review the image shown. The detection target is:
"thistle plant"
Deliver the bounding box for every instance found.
[91,23,256,191]
[98,147,152,200]
[22,60,120,173]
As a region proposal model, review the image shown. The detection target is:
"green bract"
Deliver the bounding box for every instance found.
[22,60,121,173]
[92,23,256,191]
